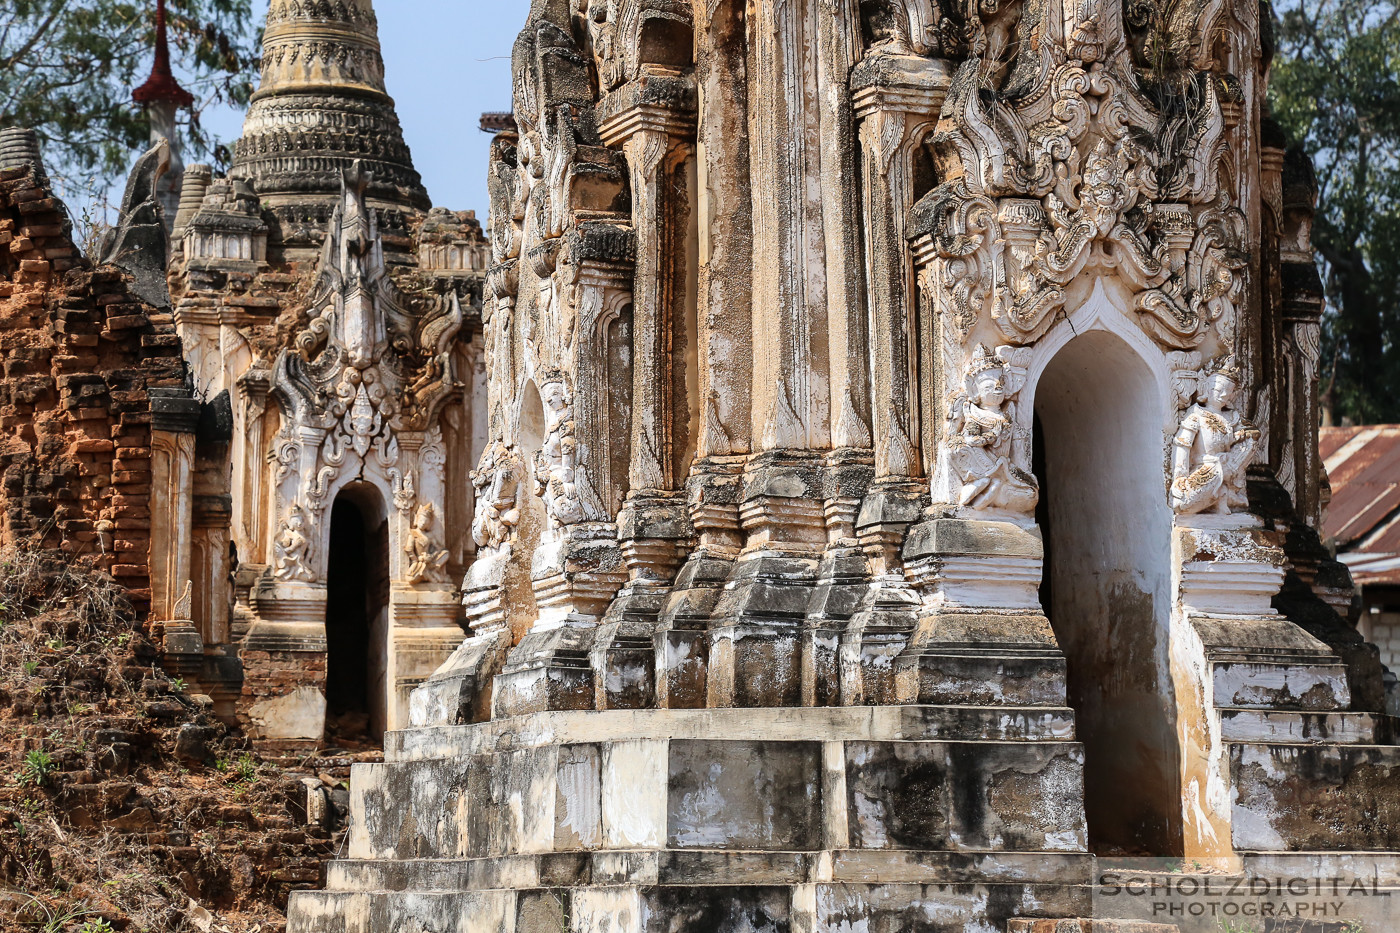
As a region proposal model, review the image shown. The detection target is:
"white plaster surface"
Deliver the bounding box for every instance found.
[247,684,326,739]
[602,739,667,847]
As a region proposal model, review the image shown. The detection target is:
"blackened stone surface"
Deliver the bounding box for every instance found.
[667,740,821,850]
[847,741,951,850]
[647,885,790,933]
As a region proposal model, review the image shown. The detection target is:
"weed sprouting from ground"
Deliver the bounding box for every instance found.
[0,536,140,722]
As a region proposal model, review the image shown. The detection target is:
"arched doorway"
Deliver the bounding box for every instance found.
[324,484,390,743]
[1033,330,1181,856]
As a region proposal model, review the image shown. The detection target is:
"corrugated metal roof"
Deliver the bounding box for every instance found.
[1321,425,1400,586]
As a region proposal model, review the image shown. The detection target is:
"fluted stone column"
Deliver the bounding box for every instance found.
[594,75,697,711]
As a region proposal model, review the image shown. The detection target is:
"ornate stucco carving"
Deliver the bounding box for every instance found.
[471,440,525,552]
[273,503,314,582]
[404,502,451,584]
[948,343,1038,513]
[918,0,1249,351]
[1170,356,1259,515]
[266,161,464,579]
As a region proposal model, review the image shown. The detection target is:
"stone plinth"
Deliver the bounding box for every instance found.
[898,517,1066,707]
[288,705,1092,932]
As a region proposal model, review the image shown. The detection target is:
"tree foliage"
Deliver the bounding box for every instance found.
[0,0,259,202]
[1270,0,1400,423]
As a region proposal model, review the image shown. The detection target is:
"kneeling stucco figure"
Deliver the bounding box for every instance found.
[949,343,1039,513]
[404,502,451,584]
[1170,358,1259,515]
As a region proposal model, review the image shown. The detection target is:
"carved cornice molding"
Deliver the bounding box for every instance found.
[850,52,953,121]
[597,77,698,148]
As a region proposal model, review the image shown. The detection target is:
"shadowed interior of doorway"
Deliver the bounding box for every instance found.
[1034,329,1183,857]
[324,486,390,746]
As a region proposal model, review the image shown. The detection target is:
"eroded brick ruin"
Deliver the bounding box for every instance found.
[3,0,1400,929]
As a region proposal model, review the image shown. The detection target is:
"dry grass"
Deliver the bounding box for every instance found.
[0,536,321,932]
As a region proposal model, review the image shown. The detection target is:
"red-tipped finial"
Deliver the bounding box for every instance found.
[132,0,195,108]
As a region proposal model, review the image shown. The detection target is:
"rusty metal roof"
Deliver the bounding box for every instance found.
[1321,425,1400,587]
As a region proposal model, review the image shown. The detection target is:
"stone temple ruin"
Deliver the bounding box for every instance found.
[2,0,1400,929]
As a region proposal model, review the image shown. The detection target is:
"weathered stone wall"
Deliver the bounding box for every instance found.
[0,162,186,616]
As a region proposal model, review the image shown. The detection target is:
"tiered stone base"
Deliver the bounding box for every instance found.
[287,705,1095,931]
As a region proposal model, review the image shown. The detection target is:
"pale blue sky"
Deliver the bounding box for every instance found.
[197,0,528,216]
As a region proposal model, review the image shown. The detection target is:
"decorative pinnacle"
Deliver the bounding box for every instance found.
[132,0,195,109]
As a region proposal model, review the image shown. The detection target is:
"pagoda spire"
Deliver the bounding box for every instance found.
[132,0,195,231]
[230,0,429,256]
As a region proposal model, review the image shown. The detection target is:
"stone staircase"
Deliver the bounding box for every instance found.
[287,704,1097,932]
[1006,923,1180,933]
[1208,646,1400,855]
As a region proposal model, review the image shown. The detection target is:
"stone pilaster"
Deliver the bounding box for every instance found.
[852,53,951,484]
[693,0,753,457]
[803,448,875,708]
[706,450,827,708]
[589,74,698,711]
[148,387,204,687]
[816,0,873,451]
[653,456,746,709]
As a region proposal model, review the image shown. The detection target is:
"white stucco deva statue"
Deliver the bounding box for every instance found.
[949,343,1038,513]
[1170,357,1260,515]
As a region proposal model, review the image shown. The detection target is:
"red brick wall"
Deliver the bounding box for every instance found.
[0,164,186,618]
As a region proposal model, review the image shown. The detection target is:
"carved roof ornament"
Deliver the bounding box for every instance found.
[271,161,464,515]
[914,0,1249,349]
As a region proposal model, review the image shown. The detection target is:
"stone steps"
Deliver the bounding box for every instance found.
[1210,658,1352,711]
[385,704,1077,761]
[345,706,1088,867]
[1219,707,1393,745]
[1231,743,1400,851]
[348,733,1088,863]
[287,881,1095,933]
[1006,922,1180,933]
[1240,849,1400,884]
[322,848,1096,892]
[896,651,1069,707]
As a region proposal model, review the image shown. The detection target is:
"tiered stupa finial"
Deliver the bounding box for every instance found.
[132,0,195,230]
[230,0,429,253]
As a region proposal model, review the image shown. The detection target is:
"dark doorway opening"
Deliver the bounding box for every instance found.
[1033,330,1182,857]
[324,487,390,745]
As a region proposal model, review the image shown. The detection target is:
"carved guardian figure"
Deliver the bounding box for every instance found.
[1170,358,1259,515]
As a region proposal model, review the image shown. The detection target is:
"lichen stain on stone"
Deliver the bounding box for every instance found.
[556,747,602,848]
[986,753,1085,850]
[1237,752,1400,850]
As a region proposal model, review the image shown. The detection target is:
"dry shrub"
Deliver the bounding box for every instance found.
[0,535,320,932]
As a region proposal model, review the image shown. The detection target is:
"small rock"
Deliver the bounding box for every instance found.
[174,723,219,765]
[143,698,184,719]
[99,742,133,774]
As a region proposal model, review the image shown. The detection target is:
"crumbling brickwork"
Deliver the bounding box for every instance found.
[0,163,186,618]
